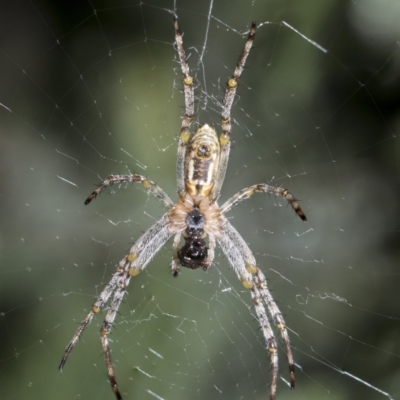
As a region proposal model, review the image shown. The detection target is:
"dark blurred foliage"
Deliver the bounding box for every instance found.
[1,1,400,400]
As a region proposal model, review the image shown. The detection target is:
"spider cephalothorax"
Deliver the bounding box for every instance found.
[60,16,306,400]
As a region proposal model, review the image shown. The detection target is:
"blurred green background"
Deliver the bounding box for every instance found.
[1,0,400,399]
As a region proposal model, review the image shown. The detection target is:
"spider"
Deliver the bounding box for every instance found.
[59,16,306,400]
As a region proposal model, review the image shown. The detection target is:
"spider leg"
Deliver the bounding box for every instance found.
[171,233,181,276]
[211,23,256,201]
[251,280,279,400]
[100,212,173,398]
[59,213,172,399]
[58,273,120,371]
[217,223,278,399]
[220,183,307,221]
[85,174,174,208]
[218,218,295,400]
[204,234,216,270]
[174,17,195,197]
[99,270,132,400]
[84,270,132,398]
[254,267,295,390]
[102,332,122,399]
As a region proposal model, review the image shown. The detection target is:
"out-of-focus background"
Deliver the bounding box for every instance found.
[1,1,400,399]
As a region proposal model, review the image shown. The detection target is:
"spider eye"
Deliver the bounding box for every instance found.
[196,144,211,159]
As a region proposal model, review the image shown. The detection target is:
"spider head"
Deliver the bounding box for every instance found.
[177,208,209,270]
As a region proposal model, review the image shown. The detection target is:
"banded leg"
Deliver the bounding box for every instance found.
[101,213,173,398]
[100,270,132,400]
[211,23,257,201]
[251,282,279,400]
[174,17,195,197]
[217,220,254,285]
[219,183,307,221]
[171,233,181,276]
[217,224,278,400]
[220,219,295,397]
[84,174,174,208]
[102,332,122,399]
[204,234,216,270]
[59,214,172,400]
[254,268,295,390]
[58,273,121,371]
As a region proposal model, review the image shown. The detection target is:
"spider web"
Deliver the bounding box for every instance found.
[1,1,400,399]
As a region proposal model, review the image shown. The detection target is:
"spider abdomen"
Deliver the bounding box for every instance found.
[185,124,220,197]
